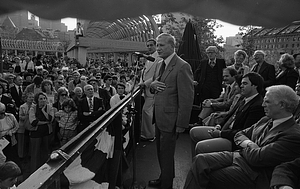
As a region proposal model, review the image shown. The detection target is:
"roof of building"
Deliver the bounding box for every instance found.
[1,16,17,28]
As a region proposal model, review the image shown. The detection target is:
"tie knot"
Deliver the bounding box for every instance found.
[268,121,273,129]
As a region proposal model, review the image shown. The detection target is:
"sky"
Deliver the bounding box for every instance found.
[61,18,241,39]
[214,20,241,39]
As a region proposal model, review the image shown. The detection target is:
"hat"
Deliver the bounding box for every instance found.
[87,77,98,84]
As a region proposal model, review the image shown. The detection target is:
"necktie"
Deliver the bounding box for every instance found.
[257,120,273,145]
[222,97,245,130]
[18,86,22,98]
[89,98,93,112]
[158,61,166,81]
[120,95,125,100]
[209,60,216,68]
[226,85,232,99]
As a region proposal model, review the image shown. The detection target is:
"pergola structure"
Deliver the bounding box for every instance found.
[0,38,64,55]
[67,15,159,65]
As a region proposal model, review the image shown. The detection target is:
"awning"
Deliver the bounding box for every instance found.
[0,0,299,27]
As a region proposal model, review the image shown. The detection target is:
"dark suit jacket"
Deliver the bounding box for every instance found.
[252,61,276,88]
[220,94,265,144]
[275,68,299,90]
[270,157,300,189]
[194,58,226,103]
[0,95,17,116]
[10,85,23,108]
[78,97,106,125]
[153,54,194,132]
[234,116,300,188]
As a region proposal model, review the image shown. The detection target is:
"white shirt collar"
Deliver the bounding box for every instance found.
[245,93,258,105]
[163,52,176,68]
[272,115,293,130]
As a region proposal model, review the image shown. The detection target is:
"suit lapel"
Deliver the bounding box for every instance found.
[251,63,258,72]
[261,118,296,145]
[161,55,177,82]
[259,62,268,74]
[236,94,260,116]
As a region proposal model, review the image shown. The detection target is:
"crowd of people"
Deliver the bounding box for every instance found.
[184,47,300,189]
[0,50,142,188]
[1,31,300,188]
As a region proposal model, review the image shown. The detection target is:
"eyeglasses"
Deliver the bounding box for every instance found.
[206,51,216,54]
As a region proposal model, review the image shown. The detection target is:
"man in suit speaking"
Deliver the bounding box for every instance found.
[184,85,300,189]
[149,33,194,189]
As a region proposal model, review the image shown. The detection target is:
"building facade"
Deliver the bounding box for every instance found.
[243,22,300,64]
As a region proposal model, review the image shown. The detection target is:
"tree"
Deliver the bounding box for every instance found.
[159,13,224,55]
[238,25,259,59]
[192,17,224,58]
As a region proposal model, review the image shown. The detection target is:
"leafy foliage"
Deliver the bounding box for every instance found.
[159,13,224,58]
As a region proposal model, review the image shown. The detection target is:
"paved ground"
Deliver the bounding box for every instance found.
[123,131,192,189]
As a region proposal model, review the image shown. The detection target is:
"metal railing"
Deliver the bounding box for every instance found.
[17,87,142,189]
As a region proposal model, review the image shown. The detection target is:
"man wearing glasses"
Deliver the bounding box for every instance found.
[193,46,226,125]
[251,50,275,89]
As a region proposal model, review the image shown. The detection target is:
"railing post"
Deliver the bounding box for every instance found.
[134,90,141,143]
[108,113,123,189]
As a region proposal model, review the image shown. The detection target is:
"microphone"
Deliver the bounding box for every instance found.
[134,52,155,62]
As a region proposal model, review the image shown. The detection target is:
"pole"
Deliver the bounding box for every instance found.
[0,36,3,74]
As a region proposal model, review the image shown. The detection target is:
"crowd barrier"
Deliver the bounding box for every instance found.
[17,87,142,189]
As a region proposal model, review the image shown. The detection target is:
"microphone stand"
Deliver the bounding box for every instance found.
[123,55,146,189]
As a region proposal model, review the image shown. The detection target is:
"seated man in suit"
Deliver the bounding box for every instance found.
[78,84,106,132]
[195,67,239,125]
[190,72,265,157]
[270,157,300,189]
[184,85,300,189]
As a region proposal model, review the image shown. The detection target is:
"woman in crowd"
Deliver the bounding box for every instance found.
[41,80,57,105]
[17,92,34,159]
[52,87,69,148]
[275,53,299,89]
[29,92,54,173]
[227,50,250,76]
[53,87,69,111]
[0,103,20,169]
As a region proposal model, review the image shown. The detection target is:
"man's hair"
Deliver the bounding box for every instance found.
[103,74,112,82]
[0,161,21,181]
[156,33,176,47]
[224,67,238,77]
[254,50,266,57]
[84,84,93,92]
[243,72,264,95]
[117,82,126,89]
[146,38,156,45]
[266,85,299,113]
[206,46,218,53]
